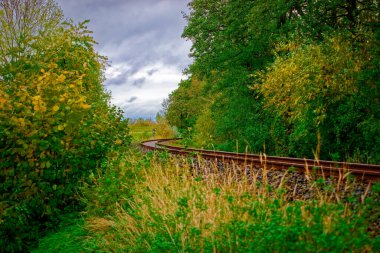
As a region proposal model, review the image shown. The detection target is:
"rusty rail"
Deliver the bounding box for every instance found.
[141,138,380,181]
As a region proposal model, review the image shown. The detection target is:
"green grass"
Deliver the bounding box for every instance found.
[32,222,98,253]
[129,119,176,143]
[130,126,154,142]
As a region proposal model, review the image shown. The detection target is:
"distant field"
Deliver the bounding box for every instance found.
[129,119,176,143]
[130,123,155,142]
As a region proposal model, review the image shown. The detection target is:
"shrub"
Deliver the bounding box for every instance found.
[0,7,130,252]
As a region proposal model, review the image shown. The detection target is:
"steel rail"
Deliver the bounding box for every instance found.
[141,138,380,180]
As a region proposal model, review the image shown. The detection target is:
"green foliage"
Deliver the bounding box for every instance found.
[167,0,379,162]
[0,1,130,251]
[168,0,297,153]
[166,77,207,132]
[210,86,286,154]
[32,215,100,253]
[81,149,145,218]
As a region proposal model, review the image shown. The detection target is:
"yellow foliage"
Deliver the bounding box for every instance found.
[194,106,216,148]
[254,35,363,125]
[80,103,91,109]
[52,105,60,112]
[56,74,66,83]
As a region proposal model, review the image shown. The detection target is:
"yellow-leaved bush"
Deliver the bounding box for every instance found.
[255,35,362,126]
[0,20,130,251]
[253,32,379,161]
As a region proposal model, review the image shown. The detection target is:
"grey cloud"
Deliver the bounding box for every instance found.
[58,0,191,68]
[147,69,158,76]
[59,1,189,46]
[122,101,163,120]
[132,78,146,88]
[107,72,129,86]
[56,0,192,119]
[127,96,138,103]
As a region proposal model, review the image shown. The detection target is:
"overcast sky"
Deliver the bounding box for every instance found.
[56,0,192,119]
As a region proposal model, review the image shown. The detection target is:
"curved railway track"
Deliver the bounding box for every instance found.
[141,138,380,181]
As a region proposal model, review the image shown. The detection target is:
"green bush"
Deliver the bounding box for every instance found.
[0,5,130,252]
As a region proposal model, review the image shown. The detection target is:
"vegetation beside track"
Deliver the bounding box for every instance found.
[34,146,380,253]
[35,122,380,252]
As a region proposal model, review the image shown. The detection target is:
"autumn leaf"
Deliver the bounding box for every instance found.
[57,74,66,83]
[80,103,91,109]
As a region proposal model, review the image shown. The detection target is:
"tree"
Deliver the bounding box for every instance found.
[171,0,379,161]
[179,0,291,152]
[158,97,170,118]
[0,0,63,65]
[166,77,206,132]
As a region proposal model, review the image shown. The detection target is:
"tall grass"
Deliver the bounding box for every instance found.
[83,152,379,252]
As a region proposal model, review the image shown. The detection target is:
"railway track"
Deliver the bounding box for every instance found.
[141,138,380,181]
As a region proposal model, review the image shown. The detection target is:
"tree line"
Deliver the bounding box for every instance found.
[166,0,379,163]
